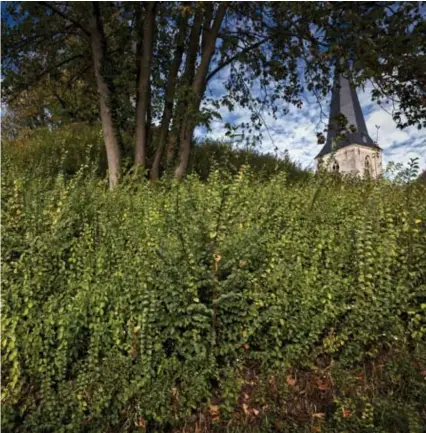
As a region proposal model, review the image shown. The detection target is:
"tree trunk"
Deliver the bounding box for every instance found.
[146,81,152,166]
[171,6,203,144]
[89,2,121,188]
[134,2,156,168]
[201,3,213,53]
[175,3,228,180]
[165,132,177,167]
[135,3,143,104]
[150,15,188,181]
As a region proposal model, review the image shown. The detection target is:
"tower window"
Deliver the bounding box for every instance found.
[332,160,339,172]
[365,155,372,175]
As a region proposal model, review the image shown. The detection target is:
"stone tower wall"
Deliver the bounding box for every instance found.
[317,144,382,179]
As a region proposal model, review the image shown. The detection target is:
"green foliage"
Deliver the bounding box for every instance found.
[2,2,424,145]
[188,139,312,183]
[2,162,426,432]
[417,169,426,185]
[1,124,107,179]
[2,127,311,183]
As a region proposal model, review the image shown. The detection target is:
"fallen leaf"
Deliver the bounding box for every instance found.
[287,375,296,387]
[356,372,364,381]
[313,412,325,419]
[317,380,329,391]
[242,403,250,415]
[342,407,352,418]
[311,426,321,432]
[243,343,250,350]
[242,403,260,417]
[136,417,146,428]
[209,405,220,419]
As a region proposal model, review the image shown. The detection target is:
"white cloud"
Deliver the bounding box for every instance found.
[199,77,426,173]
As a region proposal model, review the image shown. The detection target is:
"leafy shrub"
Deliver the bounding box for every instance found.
[1,124,108,179]
[188,139,312,183]
[2,161,426,432]
[2,128,312,184]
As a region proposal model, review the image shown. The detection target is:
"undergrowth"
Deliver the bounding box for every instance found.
[1,124,311,183]
[1,144,426,432]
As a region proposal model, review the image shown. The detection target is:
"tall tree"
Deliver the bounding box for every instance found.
[134,2,157,168]
[150,12,188,181]
[2,1,425,183]
[175,2,228,179]
[89,2,121,188]
[166,4,204,169]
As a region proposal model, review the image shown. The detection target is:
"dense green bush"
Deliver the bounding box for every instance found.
[188,140,312,183]
[2,158,426,432]
[1,124,107,179]
[2,126,311,183]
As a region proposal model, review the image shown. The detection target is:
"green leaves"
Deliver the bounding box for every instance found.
[2,163,426,431]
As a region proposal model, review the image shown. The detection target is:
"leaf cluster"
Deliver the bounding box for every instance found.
[2,160,426,431]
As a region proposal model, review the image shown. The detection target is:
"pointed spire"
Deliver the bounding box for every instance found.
[316,61,378,158]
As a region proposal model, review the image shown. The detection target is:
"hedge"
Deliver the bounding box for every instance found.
[2,158,426,432]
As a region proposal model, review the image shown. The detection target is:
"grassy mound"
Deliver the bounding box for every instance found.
[2,125,311,182]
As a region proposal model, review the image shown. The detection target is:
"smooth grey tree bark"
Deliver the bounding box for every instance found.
[89,2,121,188]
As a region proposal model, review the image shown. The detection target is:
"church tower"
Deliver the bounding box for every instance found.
[316,65,382,178]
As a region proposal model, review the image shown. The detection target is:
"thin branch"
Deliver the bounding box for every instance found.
[368,79,398,118]
[67,63,92,86]
[206,37,270,82]
[300,50,329,130]
[38,1,90,37]
[9,53,84,103]
[7,31,62,52]
[231,64,276,149]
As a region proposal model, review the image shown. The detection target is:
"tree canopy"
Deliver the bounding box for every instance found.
[2,1,425,185]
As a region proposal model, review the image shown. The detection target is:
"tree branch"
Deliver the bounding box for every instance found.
[206,37,270,82]
[9,53,84,103]
[38,1,90,37]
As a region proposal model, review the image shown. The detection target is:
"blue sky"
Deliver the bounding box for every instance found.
[2,2,424,173]
[198,66,426,173]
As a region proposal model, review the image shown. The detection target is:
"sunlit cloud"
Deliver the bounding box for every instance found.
[198,73,426,173]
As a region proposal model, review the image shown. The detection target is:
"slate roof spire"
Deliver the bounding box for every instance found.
[316,61,379,158]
